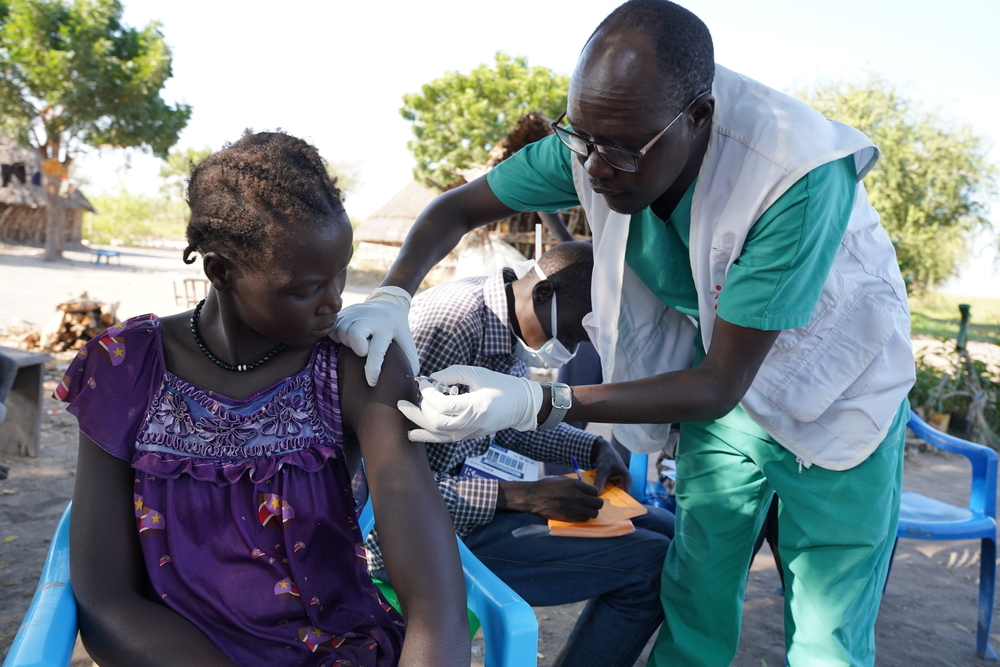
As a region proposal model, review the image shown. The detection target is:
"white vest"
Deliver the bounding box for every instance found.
[579,65,915,471]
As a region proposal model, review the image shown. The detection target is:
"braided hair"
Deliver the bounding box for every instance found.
[183,130,345,270]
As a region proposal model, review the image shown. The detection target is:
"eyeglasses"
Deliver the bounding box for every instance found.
[550,90,711,173]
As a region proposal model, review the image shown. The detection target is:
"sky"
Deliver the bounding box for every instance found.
[72,0,1000,295]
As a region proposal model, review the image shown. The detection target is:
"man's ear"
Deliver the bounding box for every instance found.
[531,279,554,305]
[202,252,237,292]
[690,94,715,132]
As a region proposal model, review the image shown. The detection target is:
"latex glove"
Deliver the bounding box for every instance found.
[331,286,420,386]
[397,365,543,443]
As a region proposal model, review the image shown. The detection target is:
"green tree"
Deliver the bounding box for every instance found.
[0,0,191,261]
[401,52,569,185]
[798,75,996,294]
[84,189,186,246]
[326,160,360,199]
[159,146,211,199]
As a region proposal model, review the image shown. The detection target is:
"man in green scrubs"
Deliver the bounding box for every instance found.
[333,1,913,665]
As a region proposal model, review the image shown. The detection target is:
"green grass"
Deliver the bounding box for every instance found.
[909,291,1000,343]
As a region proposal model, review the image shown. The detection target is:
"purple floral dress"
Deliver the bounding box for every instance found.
[57,315,404,667]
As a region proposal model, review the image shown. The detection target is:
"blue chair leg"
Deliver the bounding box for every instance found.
[977,537,997,660]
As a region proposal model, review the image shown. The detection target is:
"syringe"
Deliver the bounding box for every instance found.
[413,375,459,396]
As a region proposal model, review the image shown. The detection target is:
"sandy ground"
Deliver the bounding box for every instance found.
[2,243,1000,666]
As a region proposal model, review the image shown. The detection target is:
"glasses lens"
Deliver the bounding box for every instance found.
[596,146,637,173]
[553,127,590,158]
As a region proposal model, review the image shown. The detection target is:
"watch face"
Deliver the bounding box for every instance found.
[551,383,573,410]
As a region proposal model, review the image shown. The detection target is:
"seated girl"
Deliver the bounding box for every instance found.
[60,131,469,667]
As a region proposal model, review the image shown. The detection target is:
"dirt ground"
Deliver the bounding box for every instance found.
[3,392,997,667]
[2,243,1000,666]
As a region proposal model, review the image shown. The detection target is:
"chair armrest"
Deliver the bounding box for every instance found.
[907,410,998,518]
[3,503,77,667]
[457,539,538,667]
[359,497,538,666]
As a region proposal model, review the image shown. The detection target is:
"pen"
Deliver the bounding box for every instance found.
[570,456,585,483]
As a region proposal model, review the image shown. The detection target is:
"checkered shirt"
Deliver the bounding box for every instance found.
[366,268,599,574]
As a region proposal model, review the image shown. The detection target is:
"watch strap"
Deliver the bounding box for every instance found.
[538,382,571,430]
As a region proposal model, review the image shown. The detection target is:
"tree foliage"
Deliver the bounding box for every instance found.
[159,145,211,199]
[0,0,191,259]
[797,75,996,294]
[401,52,569,186]
[84,188,186,246]
[0,0,191,159]
[326,160,360,199]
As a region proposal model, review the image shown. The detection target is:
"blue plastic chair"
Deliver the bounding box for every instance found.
[3,502,76,667]
[358,499,538,667]
[628,451,675,512]
[628,411,999,660]
[893,410,998,660]
[5,501,538,667]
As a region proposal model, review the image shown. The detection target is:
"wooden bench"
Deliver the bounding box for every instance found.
[0,346,53,457]
[91,249,121,265]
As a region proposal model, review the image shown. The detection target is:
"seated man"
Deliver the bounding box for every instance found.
[367,241,673,667]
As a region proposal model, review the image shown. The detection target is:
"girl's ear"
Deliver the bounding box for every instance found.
[202,252,236,292]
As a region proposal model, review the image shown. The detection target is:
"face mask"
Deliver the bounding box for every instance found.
[512,262,579,369]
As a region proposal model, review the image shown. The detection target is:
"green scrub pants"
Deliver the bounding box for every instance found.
[650,400,909,667]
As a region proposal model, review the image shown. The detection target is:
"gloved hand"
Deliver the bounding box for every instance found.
[397,365,543,443]
[330,286,420,386]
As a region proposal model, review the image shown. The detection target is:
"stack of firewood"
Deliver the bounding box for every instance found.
[20,293,120,352]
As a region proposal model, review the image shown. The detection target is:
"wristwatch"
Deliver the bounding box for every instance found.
[538,382,572,430]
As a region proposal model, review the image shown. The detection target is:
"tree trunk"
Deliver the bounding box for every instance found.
[41,172,65,262]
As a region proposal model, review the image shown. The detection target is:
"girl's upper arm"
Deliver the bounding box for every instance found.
[338,344,470,666]
[71,433,148,606]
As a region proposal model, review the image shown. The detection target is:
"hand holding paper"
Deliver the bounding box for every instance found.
[548,470,648,537]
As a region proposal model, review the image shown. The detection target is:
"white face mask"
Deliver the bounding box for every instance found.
[512,262,578,369]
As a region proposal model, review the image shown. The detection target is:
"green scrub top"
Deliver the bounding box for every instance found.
[487,134,857,435]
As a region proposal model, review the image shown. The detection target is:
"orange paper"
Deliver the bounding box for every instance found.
[547,470,647,537]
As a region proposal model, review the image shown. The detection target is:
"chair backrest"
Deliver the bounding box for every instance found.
[3,503,76,667]
[907,410,998,519]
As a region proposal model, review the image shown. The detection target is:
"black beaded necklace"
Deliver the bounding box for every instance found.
[190,298,289,372]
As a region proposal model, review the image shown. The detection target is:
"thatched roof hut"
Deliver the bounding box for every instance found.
[353,180,440,247]
[0,133,95,245]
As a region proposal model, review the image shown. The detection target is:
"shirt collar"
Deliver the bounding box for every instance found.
[481,267,518,357]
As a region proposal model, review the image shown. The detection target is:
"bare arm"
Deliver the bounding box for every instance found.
[557,317,781,425]
[71,434,237,667]
[339,345,469,667]
[384,176,517,295]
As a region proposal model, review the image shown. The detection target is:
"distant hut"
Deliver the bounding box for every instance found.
[0,133,96,245]
[351,180,458,279]
[352,112,590,279]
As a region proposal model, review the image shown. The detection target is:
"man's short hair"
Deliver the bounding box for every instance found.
[535,241,594,312]
[589,0,715,113]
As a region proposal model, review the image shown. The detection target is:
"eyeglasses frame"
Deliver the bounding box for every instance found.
[551,89,712,173]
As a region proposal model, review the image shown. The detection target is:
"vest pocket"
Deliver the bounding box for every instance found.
[763,286,894,423]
